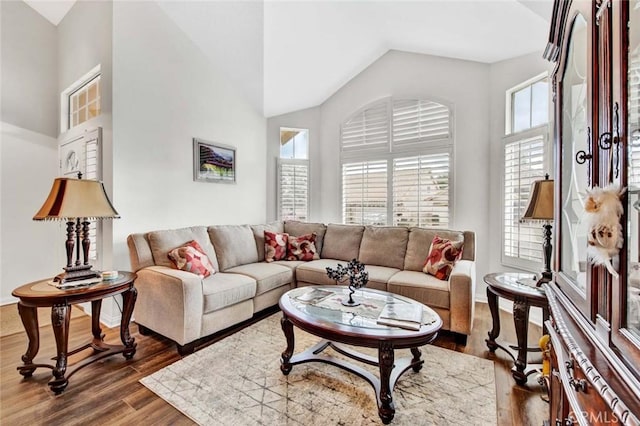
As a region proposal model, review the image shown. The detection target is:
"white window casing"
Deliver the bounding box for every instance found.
[502,127,549,270]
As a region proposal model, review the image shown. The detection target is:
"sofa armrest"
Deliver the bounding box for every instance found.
[448,260,476,335]
[135,266,204,345]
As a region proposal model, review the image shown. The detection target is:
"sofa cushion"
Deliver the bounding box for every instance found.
[284,221,327,254]
[362,265,400,291]
[387,270,450,310]
[202,272,256,314]
[423,236,463,280]
[264,231,288,262]
[358,226,409,269]
[226,262,293,296]
[404,228,464,272]
[167,240,215,278]
[208,225,260,271]
[148,226,219,271]
[287,233,319,261]
[296,259,348,286]
[321,224,364,261]
[251,221,285,261]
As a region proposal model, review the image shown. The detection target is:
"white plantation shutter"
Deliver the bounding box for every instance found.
[503,134,545,263]
[84,133,100,261]
[278,159,309,221]
[392,100,451,151]
[341,101,390,154]
[342,161,388,225]
[393,153,450,228]
[340,98,453,226]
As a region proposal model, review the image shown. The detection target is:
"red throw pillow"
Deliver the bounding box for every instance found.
[423,235,463,280]
[287,233,319,261]
[265,231,288,262]
[167,240,215,278]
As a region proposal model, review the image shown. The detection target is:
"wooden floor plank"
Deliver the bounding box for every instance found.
[0,302,547,425]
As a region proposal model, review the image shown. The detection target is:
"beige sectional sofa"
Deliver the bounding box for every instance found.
[127,221,476,355]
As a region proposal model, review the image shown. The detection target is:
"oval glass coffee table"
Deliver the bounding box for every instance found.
[279,286,442,424]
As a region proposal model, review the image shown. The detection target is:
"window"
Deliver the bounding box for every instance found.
[278,128,309,221]
[343,161,387,225]
[503,73,550,269]
[60,65,101,133]
[393,153,450,227]
[341,98,452,228]
[69,75,101,129]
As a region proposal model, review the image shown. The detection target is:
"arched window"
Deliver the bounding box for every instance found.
[341,97,453,228]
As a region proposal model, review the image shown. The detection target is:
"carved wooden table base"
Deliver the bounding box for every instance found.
[12,272,137,394]
[484,272,549,385]
[280,315,426,424]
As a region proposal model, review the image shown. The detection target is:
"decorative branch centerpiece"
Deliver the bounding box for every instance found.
[326,259,369,306]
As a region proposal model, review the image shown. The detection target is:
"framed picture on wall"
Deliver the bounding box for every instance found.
[193,138,236,183]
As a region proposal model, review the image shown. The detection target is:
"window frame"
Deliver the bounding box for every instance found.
[60,65,102,133]
[277,127,310,221]
[339,97,454,228]
[501,72,551,271]
[501,125,551,271]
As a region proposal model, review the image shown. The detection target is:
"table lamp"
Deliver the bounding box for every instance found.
[521,174,555,286]
[33,176,119,283]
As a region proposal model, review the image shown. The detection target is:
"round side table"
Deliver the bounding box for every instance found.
[484,272,549,385]
[11,271,137,394]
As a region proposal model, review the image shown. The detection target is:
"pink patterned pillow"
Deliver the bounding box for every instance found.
[265,231,288,262]
[287,233,319,261]
[423,235,463,280]
[167,240,215,278]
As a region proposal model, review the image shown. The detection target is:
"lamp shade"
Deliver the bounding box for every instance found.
[33,178,120,221]
[522,177,554,221]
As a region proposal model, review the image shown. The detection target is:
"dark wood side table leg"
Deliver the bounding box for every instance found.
[121,287,137,359]
[16,302,39,377]
[512,296,530,385]
[280,314,294,375]
[49,304,71,394]
[91,299,105,348]
[378,341,395,425]
[486,287,500,352]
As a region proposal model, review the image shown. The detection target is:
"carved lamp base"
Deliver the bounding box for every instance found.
[54,265,101,283]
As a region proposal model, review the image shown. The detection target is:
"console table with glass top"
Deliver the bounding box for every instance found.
[278,286,442,425]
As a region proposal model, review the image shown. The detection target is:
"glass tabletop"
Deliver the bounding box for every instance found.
[284,286,440,331]
[484,272,547,299]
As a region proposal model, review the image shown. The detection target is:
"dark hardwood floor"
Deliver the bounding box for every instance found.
[0,302,547,425]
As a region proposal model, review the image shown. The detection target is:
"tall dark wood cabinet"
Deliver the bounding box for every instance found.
[544,0,640,424]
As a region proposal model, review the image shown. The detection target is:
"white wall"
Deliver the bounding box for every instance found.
[0,0,58,137]
[0,124,60,304]
[317,50,492,293]
[0,1,59,304]
[266,106,321,222]
[111,2,267,271]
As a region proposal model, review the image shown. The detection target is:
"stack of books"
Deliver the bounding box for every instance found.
[376,302,423,331]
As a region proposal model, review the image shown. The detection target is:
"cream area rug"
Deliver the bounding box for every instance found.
[140,314,496,425]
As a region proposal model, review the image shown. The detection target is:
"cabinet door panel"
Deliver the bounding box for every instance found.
[556,8,593,315]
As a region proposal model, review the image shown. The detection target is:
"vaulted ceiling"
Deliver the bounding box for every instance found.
[24,0,552,117]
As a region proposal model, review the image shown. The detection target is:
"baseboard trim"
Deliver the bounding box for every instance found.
[1,296,18,306]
